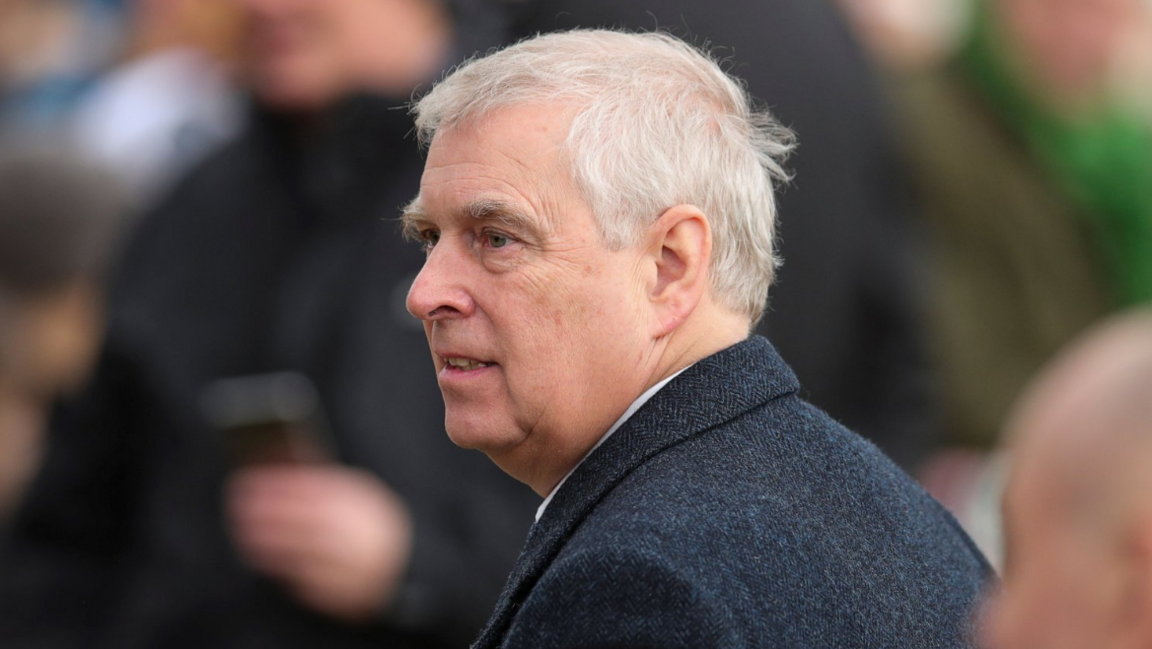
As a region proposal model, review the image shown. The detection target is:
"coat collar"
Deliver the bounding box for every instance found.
[472,335,799,648]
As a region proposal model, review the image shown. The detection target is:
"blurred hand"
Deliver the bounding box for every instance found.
[227,464,413,622]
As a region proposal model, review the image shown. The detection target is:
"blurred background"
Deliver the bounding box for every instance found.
[0,0,1149,647]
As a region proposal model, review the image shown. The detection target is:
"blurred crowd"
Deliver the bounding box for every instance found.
[848,0,1152,568]
[0,0,1149,647]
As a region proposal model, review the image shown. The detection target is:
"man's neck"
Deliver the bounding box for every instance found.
[529,308,751,497]
[642,305,751,392]
[534,365,690,521]
[500,305,752,497]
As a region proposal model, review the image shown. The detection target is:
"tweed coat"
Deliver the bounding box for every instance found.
[473,336,993,649]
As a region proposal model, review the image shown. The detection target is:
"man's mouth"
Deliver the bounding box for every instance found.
[443,357,493,372]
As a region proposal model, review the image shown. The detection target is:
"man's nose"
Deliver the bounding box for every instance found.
[406,245,474,321]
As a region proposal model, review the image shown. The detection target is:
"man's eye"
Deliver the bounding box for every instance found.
[486,232,511,249]
[421,230,441,249]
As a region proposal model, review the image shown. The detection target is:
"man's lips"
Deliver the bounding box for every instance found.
[442,356,493,372]
[436,351,498,373]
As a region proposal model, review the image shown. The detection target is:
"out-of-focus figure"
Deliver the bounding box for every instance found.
[0,0,122,131]
[0,1,533,648]
[877,0,1152,557]
[0,148,126,519]
[508,0,938,471]
[1,0,244,207]
[70,0,245,204]
[984,309,1152,649]
[837,0,969,71]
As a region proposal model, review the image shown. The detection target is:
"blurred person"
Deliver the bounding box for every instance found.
[0,0,244,205]
[508,0,937,471]
[835,0,970,71]
[0,147,126,519]
[0,0,122,130]
[70,0,246,204]
[984,309,1152,649]
[896,0,1152,541]
[404,29,992,648]
[0,1,534,649]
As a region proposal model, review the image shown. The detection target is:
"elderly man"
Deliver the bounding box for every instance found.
[986,310,1152,649]
[404,30,992,648]
[0,1,532,648]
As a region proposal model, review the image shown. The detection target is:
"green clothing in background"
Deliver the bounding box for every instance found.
[964,0,1152,307]
[893,1,1152,448]
[895,68,1113,448]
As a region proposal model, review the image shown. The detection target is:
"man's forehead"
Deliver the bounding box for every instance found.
[435,100,575,145]
[423,104,577,192]
[412,104,583,231]
[427,102,574,166]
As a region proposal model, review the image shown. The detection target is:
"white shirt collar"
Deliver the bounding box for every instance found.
[535,366,690,522]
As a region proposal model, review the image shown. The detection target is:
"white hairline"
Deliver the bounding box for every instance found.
[410,29,794,323]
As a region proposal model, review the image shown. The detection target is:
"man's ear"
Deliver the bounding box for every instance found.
[643,204,711,338]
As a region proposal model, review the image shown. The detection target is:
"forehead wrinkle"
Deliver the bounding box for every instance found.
[469,163,571,238]
[424,109,584,241]
[447,114,575,235]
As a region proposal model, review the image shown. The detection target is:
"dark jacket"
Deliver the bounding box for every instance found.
[0,97,536,648]
[510,0,935,471]
[476,337,992,649]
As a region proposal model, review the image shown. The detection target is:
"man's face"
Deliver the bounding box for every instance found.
[405,104,657,491]
[985,443,1130,649]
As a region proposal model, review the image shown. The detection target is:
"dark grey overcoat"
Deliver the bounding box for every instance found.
[474,336,992,648]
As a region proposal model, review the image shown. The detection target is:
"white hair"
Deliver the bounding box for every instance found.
[412,29,794,323]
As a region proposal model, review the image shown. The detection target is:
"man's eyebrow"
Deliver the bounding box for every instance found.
[464,199,544,236]
[399,197,546,242]
[399,197,426,241]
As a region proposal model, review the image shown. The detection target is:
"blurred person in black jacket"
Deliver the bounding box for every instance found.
[0,148,126,520]
[508,0,935,471]
[0,1,535,648]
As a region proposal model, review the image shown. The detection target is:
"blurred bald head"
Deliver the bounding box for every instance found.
[988,309,1152,649]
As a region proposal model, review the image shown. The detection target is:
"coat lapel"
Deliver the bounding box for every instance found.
[472,336,800,648]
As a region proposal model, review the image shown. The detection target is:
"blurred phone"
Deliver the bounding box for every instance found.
[200,372,336,467]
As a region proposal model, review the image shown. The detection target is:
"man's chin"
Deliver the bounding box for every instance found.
[444,417,522,454]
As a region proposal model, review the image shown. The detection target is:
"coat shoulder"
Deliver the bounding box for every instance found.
[546,394,990,647]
